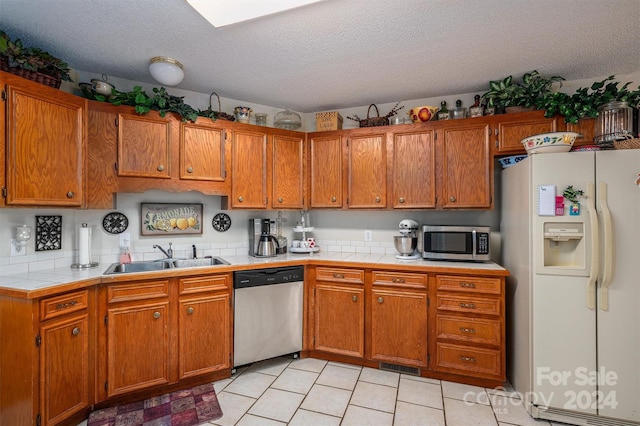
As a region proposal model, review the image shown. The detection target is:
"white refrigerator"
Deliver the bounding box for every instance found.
[501,150,640,425]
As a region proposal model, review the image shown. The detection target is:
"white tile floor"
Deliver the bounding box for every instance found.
[77,355,567,426]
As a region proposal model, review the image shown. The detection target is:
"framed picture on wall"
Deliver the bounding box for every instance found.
[141,203,203,236]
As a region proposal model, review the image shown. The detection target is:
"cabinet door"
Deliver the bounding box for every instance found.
[565,117,596,147]
[180,122,226,181]
[272,135,305,209]
[495,113,559,154]
[370,288,428,366]
[314,284,365,358]
[117,113,171,178]
[441,124,492,209]
[391,130,436,209]
[231,129,267,208]
[348,133,386,208]
[309,135,342,208]
[40,314,90,426]
[178,293,230,379]
[5,82,85,206]
[106,301,170,397]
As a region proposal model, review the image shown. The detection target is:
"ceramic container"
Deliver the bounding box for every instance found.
[234,106,252,123]
[521,132,582,154]
[408,106,439,123]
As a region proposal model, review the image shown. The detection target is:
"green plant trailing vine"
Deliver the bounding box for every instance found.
[537,76,640,124]
[482,70,564,110]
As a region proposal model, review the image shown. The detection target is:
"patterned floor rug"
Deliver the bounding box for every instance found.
[87,383,223,426]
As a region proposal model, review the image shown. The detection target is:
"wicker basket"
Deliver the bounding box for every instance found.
[208,92,235,121]
[0,57,62,89]
[614,138,640,150]
[356,104,389,128]
[316,111,343,131]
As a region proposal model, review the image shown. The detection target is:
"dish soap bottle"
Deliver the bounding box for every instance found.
[119,238,132,264]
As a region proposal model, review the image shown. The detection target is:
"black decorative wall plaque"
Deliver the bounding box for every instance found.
[35,216,62,251]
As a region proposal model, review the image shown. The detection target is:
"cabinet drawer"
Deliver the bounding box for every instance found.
[40,290,89,320]
[372,271,427,289]
[107,280,170,303]
[436,276,501,295]
[436,294,501,316]
[315,267,364,284]
[435,342,502,378]
[436,315,500,346]
[178,275,229,295]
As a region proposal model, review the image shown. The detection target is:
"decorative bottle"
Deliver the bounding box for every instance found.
[451,100,467,119]
[469,95,483,117]
[437,101,450,121]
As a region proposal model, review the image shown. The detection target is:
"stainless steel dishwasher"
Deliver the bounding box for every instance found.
[233,266,304,368]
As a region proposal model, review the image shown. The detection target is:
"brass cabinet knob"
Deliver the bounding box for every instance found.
[72,327,80,336]
[377,297,384,304]
[278,197,283,203]
[331,196,337,202]
[153,311,161,319]
[449,196,456,202]
[238,196,244,202]
[66,191,74,198]
[352,295,358,302]
[375,196,381,203]
[392,277,405,283]
[333,273,344,279]
[399,197,405,203]
[186,167,193,173]
[157,165,165,172]
[187,307,194,315]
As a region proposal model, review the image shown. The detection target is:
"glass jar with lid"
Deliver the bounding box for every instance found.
[594,101,636,146]
[274,109,302,130]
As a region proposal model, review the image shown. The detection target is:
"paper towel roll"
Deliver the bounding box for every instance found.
[78,224,91,265]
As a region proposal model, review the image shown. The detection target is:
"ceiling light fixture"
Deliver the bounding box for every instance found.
[186,0,323,28]
[148,56,184,86]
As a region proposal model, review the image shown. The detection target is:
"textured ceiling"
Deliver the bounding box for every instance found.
[1,0,639,113]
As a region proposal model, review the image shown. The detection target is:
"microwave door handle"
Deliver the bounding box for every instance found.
[585,182,599,310]
[598,182,613,311]
[472,229,477,260]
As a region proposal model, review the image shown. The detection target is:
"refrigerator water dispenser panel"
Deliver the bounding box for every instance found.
[539,221,587,275]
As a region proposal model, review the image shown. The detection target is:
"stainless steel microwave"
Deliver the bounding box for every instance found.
[422,225,491,262]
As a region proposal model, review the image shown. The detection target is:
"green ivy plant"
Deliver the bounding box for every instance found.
[482,70,564,110]
[538,76,640,124]
[0,30,73,82]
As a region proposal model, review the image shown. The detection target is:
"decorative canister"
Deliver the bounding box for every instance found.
[234,106,252,123]
[594,101,636,146]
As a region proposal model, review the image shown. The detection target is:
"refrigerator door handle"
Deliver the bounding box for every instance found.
[586,182,598,310]
[598,182,613,311]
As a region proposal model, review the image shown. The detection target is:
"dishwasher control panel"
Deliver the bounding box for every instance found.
[233,266,304,289]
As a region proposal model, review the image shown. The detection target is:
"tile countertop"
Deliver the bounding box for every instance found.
[0,251,508,299]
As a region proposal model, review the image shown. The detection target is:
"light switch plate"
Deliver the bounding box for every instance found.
[364,230,372,242]
[119,233,131,249]
[10,238,25,256]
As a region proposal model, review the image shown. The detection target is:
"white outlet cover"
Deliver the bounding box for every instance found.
[119,233,131,249]
[364,230,372,242]
[10,238,26,256]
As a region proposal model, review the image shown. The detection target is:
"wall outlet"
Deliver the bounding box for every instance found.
[364,230,372,242]
[10,238,26,256]
[119,233,131,249]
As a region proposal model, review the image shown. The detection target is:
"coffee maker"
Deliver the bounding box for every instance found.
[248,218,279,257]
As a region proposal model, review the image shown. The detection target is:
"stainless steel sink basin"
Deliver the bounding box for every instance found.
[104,257,229,275]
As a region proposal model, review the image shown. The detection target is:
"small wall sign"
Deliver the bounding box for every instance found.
[141,203,203,236]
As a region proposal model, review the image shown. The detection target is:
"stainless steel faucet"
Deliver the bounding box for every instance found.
[153,242,173,259]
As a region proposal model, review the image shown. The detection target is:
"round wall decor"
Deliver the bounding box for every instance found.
[102,212,129,234]
[212,213,231,232]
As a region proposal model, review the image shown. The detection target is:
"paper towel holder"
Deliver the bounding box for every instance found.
[71,223,99,269]
[13,225,31,253]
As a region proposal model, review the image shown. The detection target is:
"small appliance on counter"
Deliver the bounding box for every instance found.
[248,218,279,257]
[422,225,490,262]
[393,219,420,260]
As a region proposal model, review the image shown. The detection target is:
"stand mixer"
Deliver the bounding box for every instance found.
[394,219,420,260]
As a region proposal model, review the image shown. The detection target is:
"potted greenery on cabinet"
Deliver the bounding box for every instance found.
[482,70,564,114]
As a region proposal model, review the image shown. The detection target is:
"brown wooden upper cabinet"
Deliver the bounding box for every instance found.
[2,71,86,207]
[230,129,268,208]
[390,129,437,209]
[180,122,226,182]
[117,113,172,178]
[272,134,305,209]
[309,135,343,208]
[347,133,387,209]
[440,122,492,209]
[493,110,560,155]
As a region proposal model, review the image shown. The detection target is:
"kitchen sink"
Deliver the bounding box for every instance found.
[104,257,230,275]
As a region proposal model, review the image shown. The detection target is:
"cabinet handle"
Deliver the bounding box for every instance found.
[399,197,405,204]
[460,302,476,309]
[460,355,476,363]
[460,282,476,288]
[331,196,337,202]
[375,196,381,203]
[238,196,244,202]
[459,327,476,334]
[352,295,358,302]
[278,197,284,203]
[392,277,405,283]
[153,311,161,319]
[187,307,194,315]
[377,296,384,304]
[157,165,165,172]
[66,191,75,198]
[55,300,78,310]
[186,167,193,173]
[449,196,456,202]
[333,273,344,279]
[72,327,80,336]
